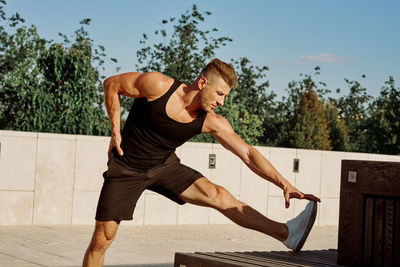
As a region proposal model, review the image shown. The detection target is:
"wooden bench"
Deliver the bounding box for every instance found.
[174,160,400,267]
[338,160,400,266]
[175,249,343,267]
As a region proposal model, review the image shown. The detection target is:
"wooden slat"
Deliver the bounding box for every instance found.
[265,250,338,265]
[219,252,306,267]
[337,191,364,265]
[174,250,344,267]
[394,200,400,267]
[373,198,384,266]
[196,252,272,266]
[364,197,374,265]
[208,252,301,267]
[234,251,325,267]
[248,250,340,267]
[384,200,394,267]
[214,252,304,267]
[175,252,257,267]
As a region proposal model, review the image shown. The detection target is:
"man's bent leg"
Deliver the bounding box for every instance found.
[179,177,289,242]
[83,220,120,267]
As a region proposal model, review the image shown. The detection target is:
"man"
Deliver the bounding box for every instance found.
[83,58,321,266]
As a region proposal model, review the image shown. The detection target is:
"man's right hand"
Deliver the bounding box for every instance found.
[108,132,124,158]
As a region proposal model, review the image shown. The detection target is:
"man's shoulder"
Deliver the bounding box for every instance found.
[137,72,174,99]
[137,72,173,88]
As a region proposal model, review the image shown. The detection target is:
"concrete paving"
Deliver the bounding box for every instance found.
[0,224,338,267]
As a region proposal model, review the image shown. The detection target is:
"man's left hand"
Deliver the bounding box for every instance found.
[283,184,321,208]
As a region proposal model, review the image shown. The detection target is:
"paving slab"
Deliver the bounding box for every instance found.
[0,225,338,267]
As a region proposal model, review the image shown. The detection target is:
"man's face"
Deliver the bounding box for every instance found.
[199,75,231,113]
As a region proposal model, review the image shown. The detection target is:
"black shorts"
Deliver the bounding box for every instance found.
[95,151,204,222]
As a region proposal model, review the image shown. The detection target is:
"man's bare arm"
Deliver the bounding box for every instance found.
[103,72,171,156]
[103,72,142,156]
[203,113,291,189]
[203,113,321,207]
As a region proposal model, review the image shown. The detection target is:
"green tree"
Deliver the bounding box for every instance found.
[367,76,400,155]
[290,87,332,150]
[280,67,332,149]
[261,99,287,147]
[136,5,231,83]
[336,77,372,152]
[0,1,46,129]
[324,101,350,151]
[36,19,112,135]
[0,1,115,135]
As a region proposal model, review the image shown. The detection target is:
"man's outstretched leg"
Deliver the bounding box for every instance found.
[179,177,317,251]
[83,220,120,267]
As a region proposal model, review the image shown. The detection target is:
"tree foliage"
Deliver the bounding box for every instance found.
[324,101,350,151]
[136,5,231,82]
[0,1,115,135]
[336,77,372,152]
[367,76,400,154]
[0,2,46,130]
[292,88,331,150]
[276,67,351,151]
[35,20,111,135]
[281,68,332,150]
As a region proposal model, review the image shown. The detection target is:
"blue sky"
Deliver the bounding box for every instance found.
[5,0,400,99]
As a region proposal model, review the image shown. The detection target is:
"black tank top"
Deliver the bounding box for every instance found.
[120,78,207,169]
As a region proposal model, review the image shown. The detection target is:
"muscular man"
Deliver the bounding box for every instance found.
[83,58,321,266]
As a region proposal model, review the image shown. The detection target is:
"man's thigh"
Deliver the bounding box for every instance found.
[179,177,235,208]
[147,161,205,205]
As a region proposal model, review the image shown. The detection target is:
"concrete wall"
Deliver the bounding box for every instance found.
[1,130,399,226]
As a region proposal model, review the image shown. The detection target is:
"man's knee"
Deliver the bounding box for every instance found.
[91,234,113,253]
[89,221,119,253]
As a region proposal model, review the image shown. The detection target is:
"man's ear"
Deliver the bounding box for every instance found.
[198,77,207,90]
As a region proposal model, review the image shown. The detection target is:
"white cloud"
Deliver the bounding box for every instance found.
[270,53,355,65]
[269,59,304,66]
[300,53,354,63]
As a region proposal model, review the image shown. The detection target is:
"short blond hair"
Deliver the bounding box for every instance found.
[200,58,237,88]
